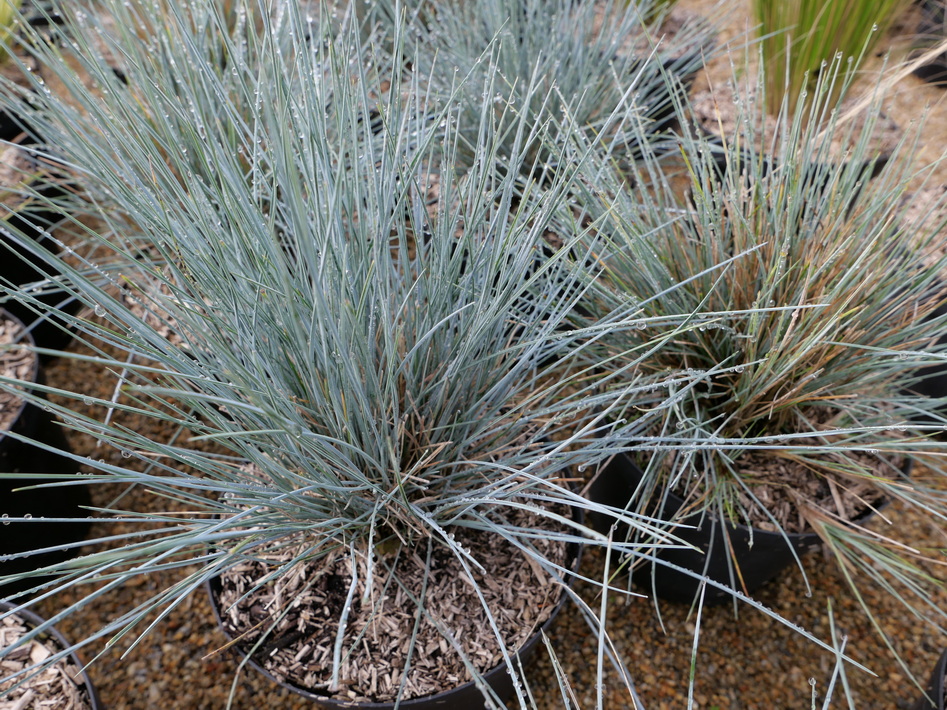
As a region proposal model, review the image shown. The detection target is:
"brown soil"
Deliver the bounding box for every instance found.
[214,503,572,704]
[0,612,94,710]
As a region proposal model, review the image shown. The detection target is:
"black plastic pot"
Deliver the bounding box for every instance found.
[0,601,102,709]
[913,0,947,87]
[588,451,911,606]
[0,207,78,354]
[0,108,34,144]
[1,94,79,354]
[901,298,947,417]
[624,52,702,157]
[0,310,90,597]
[206,530,582,708]
[911,649,947,710]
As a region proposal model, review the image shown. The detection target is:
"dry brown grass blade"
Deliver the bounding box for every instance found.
[828,38,947,135]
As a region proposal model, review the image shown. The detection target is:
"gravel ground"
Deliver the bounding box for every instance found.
[9,0,947,708]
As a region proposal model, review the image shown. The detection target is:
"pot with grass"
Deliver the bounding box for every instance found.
[571,79,947,643]
[753,0,909,119]
[203,530,583,710]
[392,0,711,181]
[0,601,101,709]
[587,450,912,604]
[0,2,696,706]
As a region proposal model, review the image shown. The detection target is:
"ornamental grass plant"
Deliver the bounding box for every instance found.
[0,0,18,65]
[0,0,747,706]
[629,0,680,28]
[568,56,947,693]
[753,0,911,116]
[390,0,711,177]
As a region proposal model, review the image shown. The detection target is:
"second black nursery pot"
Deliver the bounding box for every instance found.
[0,310,90,596]
[903,299,947,417]
[588,451,909,606]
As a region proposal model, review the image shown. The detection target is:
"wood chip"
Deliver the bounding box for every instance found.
[0,613,94,710]
[28,643,50,664]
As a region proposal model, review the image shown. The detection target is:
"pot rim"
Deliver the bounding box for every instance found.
[929,648,947,710]
[594,449,914,543]
[912,648,947,710]
[0,600,102,710]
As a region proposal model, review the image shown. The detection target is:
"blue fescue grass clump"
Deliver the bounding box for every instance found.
[566,54,947,695]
